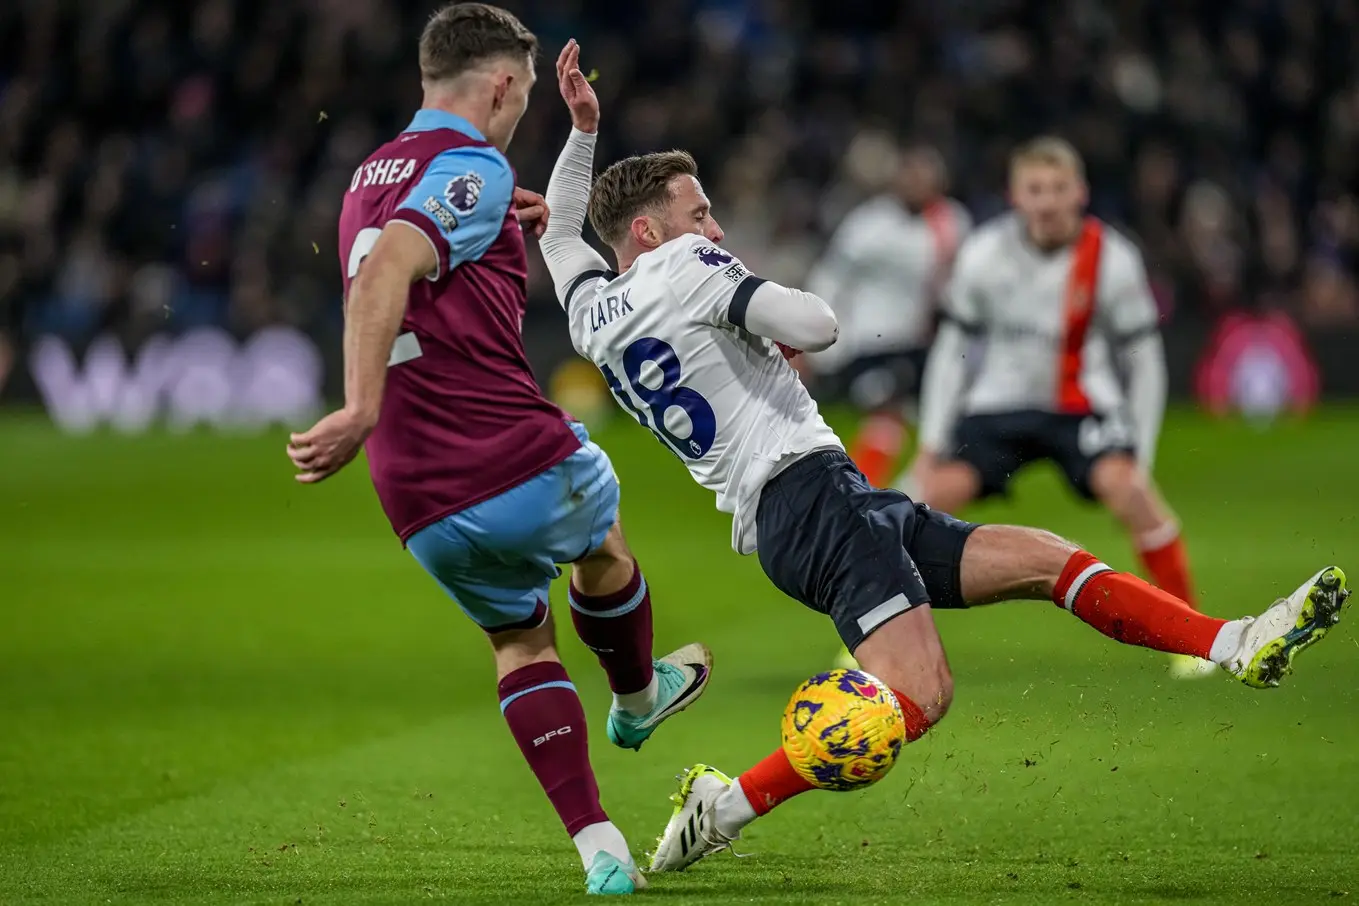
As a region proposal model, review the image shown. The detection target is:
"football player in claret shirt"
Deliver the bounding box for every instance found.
[285,5,710,895]
[538,41,1350,875]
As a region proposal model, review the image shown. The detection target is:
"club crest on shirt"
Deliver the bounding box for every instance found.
[695,246,733,268]
[444,172,485,216]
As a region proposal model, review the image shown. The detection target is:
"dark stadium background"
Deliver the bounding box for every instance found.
[1,0,1357,411]
[3,3,1358,905]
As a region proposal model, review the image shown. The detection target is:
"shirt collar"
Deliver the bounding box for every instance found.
[404,109,485,141]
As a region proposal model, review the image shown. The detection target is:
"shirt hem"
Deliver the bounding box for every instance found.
[391,441,581,547]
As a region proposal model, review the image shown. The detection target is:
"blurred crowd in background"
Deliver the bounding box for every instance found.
[2,0,1358,393]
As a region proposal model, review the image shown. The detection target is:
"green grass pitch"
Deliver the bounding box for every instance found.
[2,407,1358,905]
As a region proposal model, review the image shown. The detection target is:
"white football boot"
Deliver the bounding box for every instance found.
[647,764,738,872]
[1223,566,1350,688]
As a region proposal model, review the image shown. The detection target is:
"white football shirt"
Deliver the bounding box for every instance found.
[918,213,1162,455]
[563,233,843,554]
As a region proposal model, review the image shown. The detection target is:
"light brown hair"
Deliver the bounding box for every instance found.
[419,3,538,83]
[588,151,700,245]
[1009,136,1085,179]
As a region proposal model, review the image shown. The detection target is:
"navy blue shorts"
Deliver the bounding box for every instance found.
[953,409,1134,500]
[755,450,979,652]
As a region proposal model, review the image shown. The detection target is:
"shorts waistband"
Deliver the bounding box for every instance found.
[765,448,851,491]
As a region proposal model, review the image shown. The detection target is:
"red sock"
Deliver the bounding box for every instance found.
[498,661,609,836]
[1054,550,1225,659]
[1137,528,1197,610]
[736,689,932,817]
[569,560,654,694]
[736,748,815,816]
[849,413,907,488]
[890,689,933,741]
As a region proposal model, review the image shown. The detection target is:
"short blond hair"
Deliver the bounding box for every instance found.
[1010,136,1085,179]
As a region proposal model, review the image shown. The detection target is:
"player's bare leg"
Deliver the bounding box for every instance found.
[652,523,1350,872]
[569,521,712,751]
[489,613,645,893]
[1088,453,1211,678]
[955,525,1349,686]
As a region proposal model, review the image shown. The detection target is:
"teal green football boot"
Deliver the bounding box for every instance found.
[585,851,646,895]
[607,643,712,751]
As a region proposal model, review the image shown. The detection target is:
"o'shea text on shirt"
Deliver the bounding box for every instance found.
[349,157,418,192]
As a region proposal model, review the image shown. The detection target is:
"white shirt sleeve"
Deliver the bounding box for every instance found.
[744,282,839,352]
[917,239,988,452]
[917,322,973,453]
[1120,332,1167,470]
[668,237,838,351]
[539,128,611,309]
[1099,238,1159,338]
[1100,239,1166,468]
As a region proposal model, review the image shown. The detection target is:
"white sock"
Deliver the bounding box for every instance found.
[713,778,758,839]
[572,820,632,870]
[613,671,659,717]
[1209,619,1248,665]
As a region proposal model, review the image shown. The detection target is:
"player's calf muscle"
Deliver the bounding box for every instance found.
[854,606,954,725]
[959,524,1079,604]
[488,618,561,680]
[572,520,635,596]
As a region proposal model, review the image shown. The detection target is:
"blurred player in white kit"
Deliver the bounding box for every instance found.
[803,143,970,489]
[904,137,1211,679]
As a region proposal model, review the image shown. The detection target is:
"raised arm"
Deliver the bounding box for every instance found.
[540,40,610,305]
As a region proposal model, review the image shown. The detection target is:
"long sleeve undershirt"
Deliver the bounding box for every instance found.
[1120,331,1167,469]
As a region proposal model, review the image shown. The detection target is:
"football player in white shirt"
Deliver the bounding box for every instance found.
[905,137,1209,679]
[539,40,1350,878]
[803,143,970,488]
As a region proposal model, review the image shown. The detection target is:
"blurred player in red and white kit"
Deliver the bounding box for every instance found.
[284,4,710,894]
[905,137,1210,678]
[803,144,970,488]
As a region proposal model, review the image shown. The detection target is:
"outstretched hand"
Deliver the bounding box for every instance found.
[556,39,599,133]
[287,408,373,484]
[513,186,549,237]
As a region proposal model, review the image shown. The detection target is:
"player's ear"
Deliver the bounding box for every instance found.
[631,215,661,250]
[491,73,512,112]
